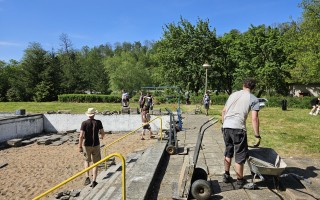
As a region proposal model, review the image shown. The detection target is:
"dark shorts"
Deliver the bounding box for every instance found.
[223,128,248,164]
[140,104,144,109]
[143,124,151,130]
[204,103,209,109]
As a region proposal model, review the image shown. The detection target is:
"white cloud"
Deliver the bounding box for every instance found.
[0,41,21,46]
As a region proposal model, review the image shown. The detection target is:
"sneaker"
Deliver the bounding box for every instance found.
[84,177,91,186]
[312,113,317,116]
[309,112,313,115]
[235,178,248,189]
[91,181,98,188]
[223,173,232,183]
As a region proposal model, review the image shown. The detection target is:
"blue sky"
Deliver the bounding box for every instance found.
[0,0,303,62]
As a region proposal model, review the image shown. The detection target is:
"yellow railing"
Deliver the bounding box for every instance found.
[104,116,163,169]
[33,153,126,200]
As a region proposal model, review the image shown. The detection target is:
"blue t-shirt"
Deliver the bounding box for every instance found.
[204,94,210,105]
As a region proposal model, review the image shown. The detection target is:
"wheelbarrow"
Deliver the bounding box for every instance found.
[164,108,180,155]
[247,147,287,189]
[174,118,218,200]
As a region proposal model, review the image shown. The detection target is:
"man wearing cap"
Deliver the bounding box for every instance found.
[79,108,105,188]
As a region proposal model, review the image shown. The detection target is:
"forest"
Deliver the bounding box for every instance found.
[0,0,319,102]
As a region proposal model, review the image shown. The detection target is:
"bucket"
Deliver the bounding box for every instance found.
[15,109,26,115]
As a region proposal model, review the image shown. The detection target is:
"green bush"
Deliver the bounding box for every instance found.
[188,94,312,109]
[58,94,121,103]
[66,91,313,109]
[265,96,312,109]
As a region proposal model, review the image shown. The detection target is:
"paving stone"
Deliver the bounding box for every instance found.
[37,139,52,145]
[51,141,65,146]
[21,140,34,145]
[66,129,77,133]
[7,139,22,147]
[49,135,62,142]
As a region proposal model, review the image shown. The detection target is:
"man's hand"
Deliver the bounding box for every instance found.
[79,146,83,153]
[253,135,261,147]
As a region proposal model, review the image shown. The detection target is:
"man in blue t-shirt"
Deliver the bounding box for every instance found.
[203,91,210,116]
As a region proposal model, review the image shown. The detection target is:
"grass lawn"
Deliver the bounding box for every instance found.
[0,102,319,158]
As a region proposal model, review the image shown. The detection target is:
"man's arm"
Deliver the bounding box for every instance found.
[251,110,260,137]
[221,106,227,124]
[252,110,261,147]
[99,129,105,140]
[79,130,84,152]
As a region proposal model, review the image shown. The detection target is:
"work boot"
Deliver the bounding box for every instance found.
[223,173,232,183]
[91,181,98,188]
[235,178,248,189]
[84,177,91,186]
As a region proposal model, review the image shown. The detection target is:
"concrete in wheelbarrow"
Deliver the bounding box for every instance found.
[154,114,320,200]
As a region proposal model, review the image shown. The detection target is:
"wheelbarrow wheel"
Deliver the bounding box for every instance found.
[191,179,212,200]
[166,145,175,155]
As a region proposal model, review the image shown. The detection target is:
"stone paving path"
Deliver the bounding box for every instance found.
[155,114,320,200]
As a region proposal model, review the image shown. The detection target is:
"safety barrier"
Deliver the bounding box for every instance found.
[33,153,126,200]
[103,116,163,169]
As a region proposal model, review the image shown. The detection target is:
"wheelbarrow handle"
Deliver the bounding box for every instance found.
[199,118,215,134]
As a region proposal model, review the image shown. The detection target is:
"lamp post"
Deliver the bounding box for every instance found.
[203,63,211,93]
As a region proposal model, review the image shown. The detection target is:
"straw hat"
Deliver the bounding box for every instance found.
[85,108,97,117]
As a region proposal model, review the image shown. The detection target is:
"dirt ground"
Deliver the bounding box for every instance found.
[0,132,157,200]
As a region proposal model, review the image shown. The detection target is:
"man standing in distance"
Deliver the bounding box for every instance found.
[309,96,320,115]
[139,91,146,113]
[203,91,210,116]
[79,108,105,188]
[221,78,261,188]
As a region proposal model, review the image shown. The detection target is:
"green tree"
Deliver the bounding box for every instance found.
[20,42,49,100]
[33,52,63,101]
[103,42,154,94]
[80,46,110,94]
[0,61,8,101]
[236,25,293,96]
[217,29,242,94]
[289,0,320,83]
[155,17,219,95]
[58,33,86,93]
[5,61,26,102]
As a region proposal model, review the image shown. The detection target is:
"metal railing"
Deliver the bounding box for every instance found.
[33,153,126,200]
[104,116,163,169]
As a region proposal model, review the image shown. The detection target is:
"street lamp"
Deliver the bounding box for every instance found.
[203,63,211,93]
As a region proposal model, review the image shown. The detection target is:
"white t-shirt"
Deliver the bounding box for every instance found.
[223,90,259,130]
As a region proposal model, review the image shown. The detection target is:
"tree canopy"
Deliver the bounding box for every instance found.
[1,0,319,101]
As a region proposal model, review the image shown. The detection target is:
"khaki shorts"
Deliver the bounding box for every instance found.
[83,145,101,163]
